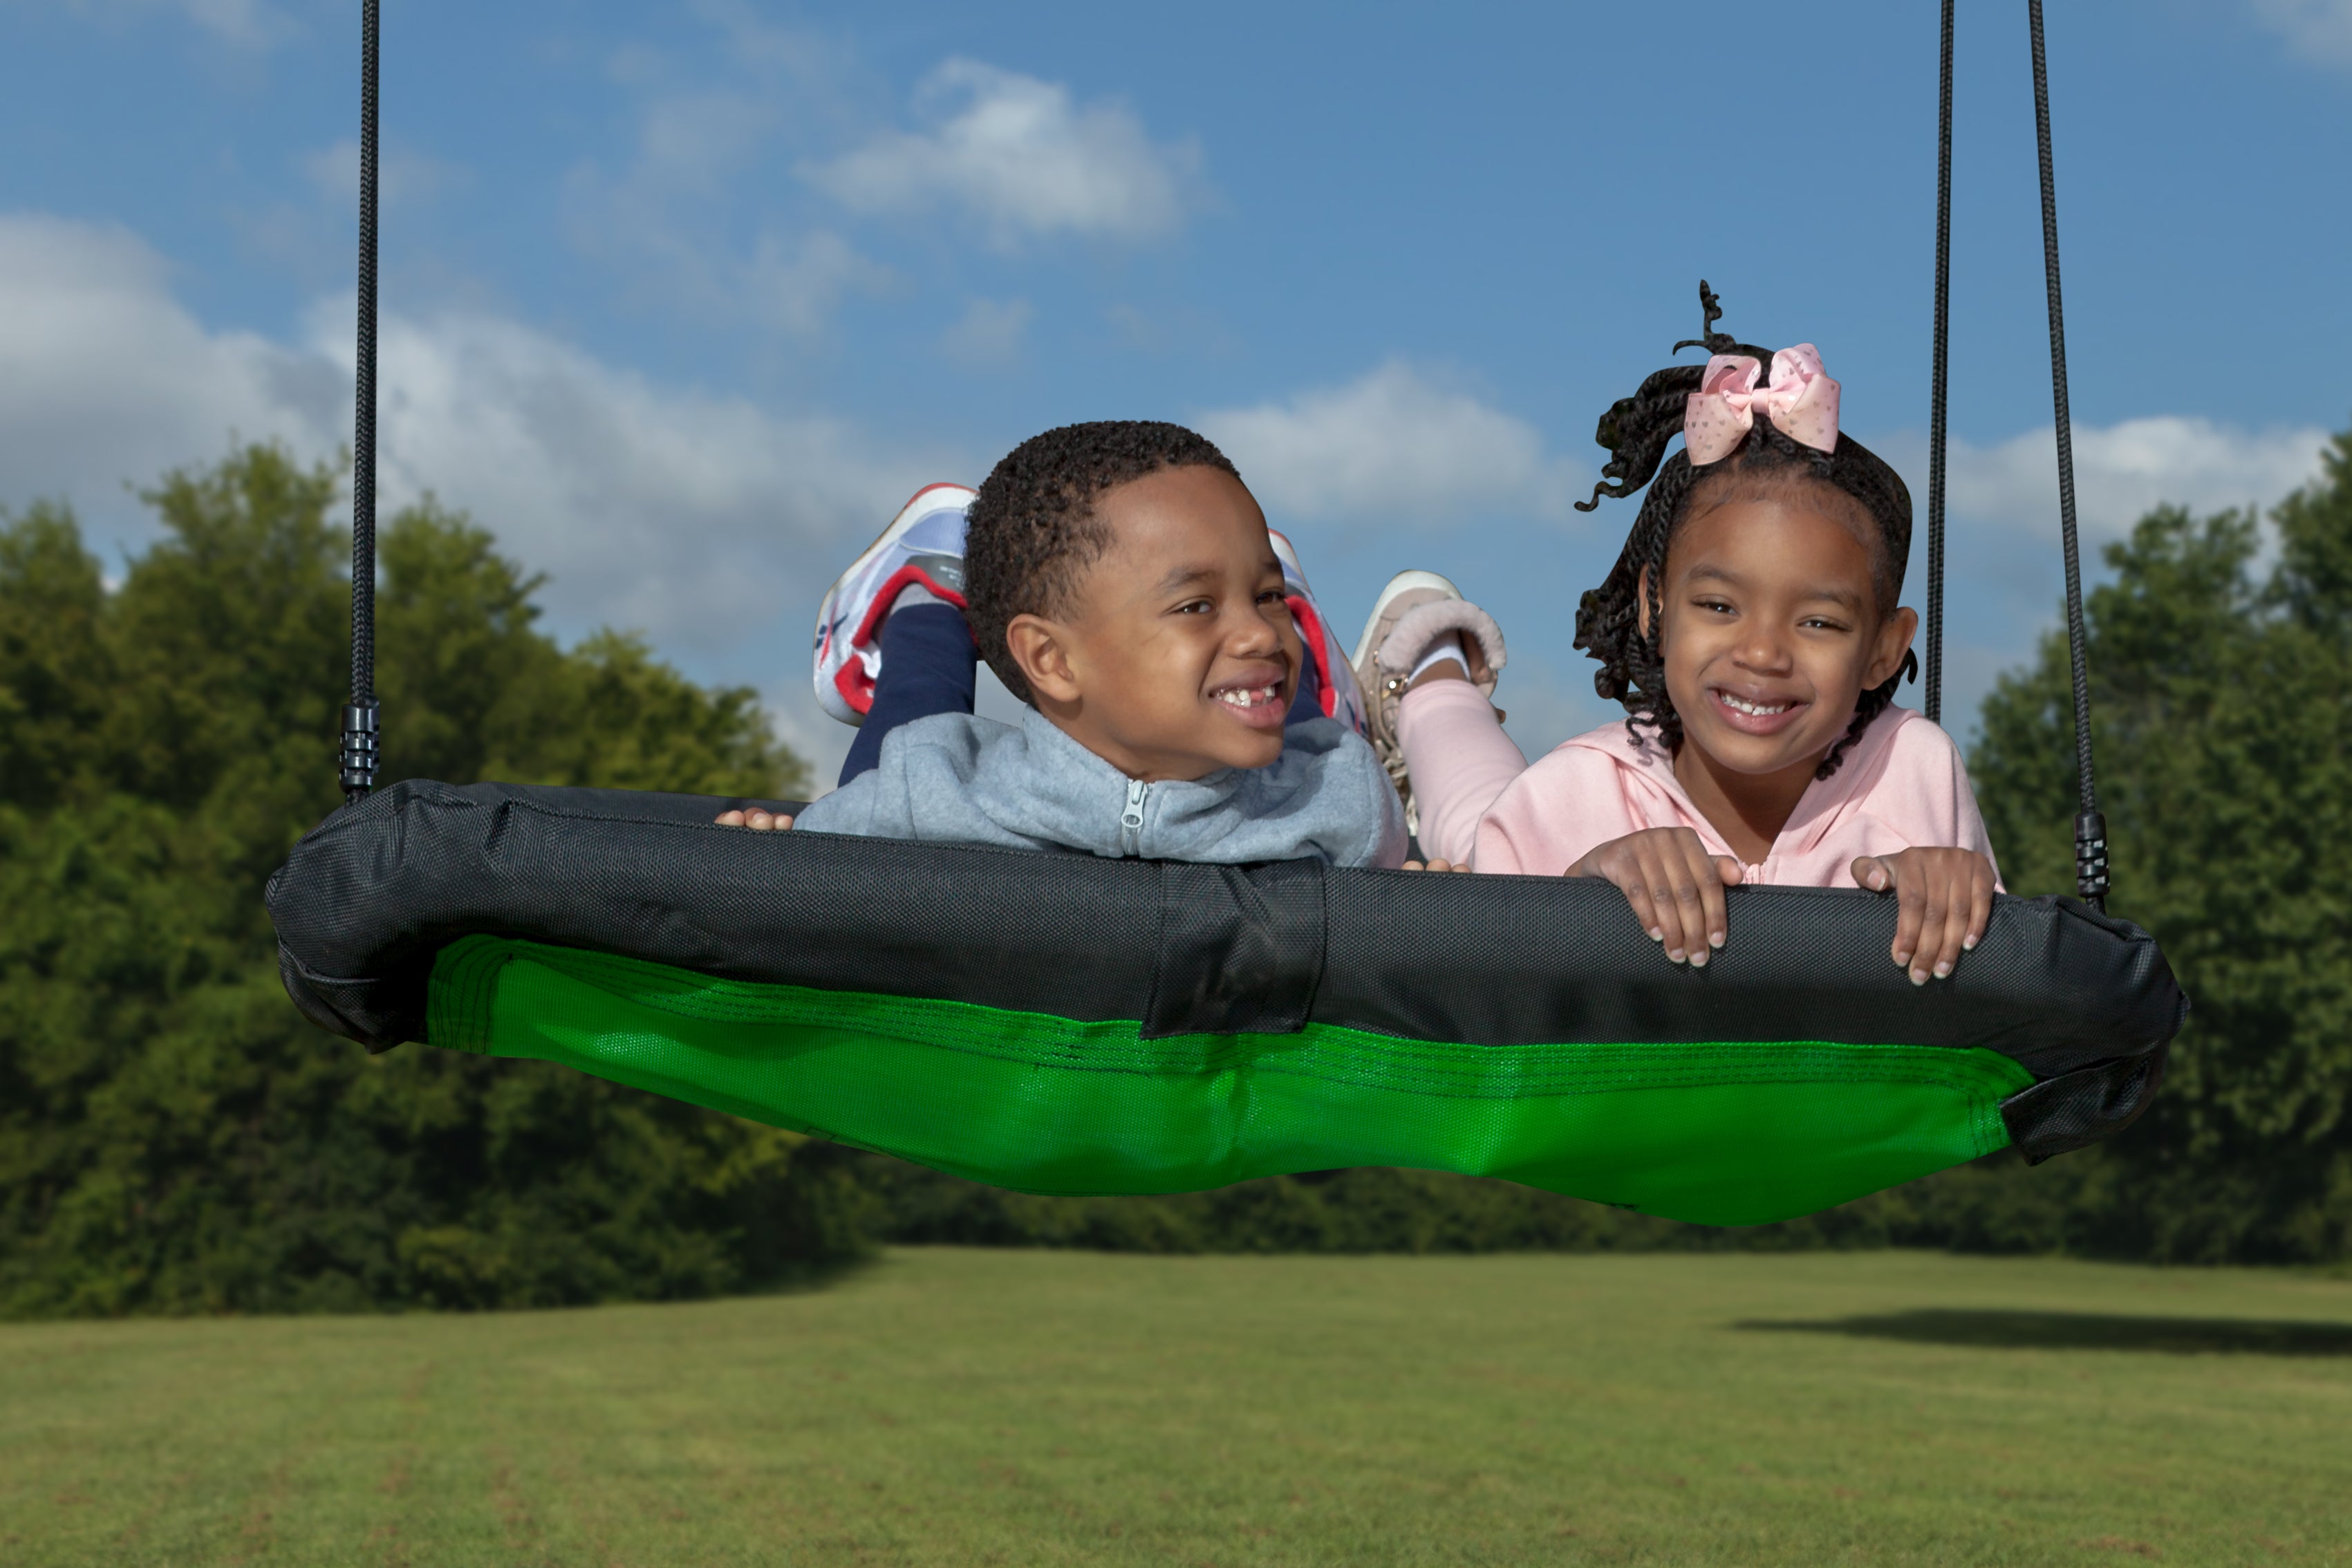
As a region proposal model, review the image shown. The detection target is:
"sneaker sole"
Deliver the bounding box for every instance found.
[1349,570,1462,675]
[1267,527,1370,734]
[813,483,975,725]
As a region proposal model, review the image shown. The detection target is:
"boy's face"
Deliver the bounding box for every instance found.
[1006,465,1301,781]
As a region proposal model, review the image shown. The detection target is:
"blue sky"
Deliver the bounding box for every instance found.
[3,0,2348,785]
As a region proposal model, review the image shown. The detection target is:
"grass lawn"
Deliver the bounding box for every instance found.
[2,1248,2349,1567]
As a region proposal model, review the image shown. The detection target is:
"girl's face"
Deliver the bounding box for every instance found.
[1646,493,1918,781]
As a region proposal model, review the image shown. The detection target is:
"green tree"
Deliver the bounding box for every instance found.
[0,445,847,1316]
[0,503,110,809]
[1968,431,2352,1262]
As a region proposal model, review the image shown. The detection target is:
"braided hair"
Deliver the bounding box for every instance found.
[1571,283,1917,780]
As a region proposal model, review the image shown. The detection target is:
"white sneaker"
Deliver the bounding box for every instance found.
[812,483,977,726]
[1349,571,1507,833]
[1267,528,1369,737]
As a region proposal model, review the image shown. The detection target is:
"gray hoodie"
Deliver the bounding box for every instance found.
[794,708,1406,868]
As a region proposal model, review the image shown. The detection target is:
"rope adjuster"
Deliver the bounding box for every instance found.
[2074,809,2109,907]
[341,700,381,800]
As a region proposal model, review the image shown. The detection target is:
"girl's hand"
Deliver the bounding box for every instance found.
[1401,859,1474,872]
[715,808,795,831]
[1570,828,1743,967]
[1849,848,1995,985]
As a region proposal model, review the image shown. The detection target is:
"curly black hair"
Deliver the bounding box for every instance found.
[964,420,1242,704]
[1571,281,1917,780]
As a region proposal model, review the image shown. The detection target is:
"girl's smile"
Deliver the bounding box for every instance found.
[1708,684,1808,734]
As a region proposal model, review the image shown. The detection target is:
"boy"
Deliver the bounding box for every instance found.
[722,421,1403,867]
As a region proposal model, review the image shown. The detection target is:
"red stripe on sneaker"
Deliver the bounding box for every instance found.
[850,563,970,653]
[1286,594,1338,719]
[833,562,972,719]
[898,481,971,512]
[833,653,875,718]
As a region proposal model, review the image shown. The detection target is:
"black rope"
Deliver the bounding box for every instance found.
[1924,0,1952,726]
[2028,0,2107,907]
[340,0,381,802]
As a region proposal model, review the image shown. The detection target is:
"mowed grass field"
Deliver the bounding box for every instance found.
[3,1249,2349,1567]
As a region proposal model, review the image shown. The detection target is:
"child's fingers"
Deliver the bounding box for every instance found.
[1966,867,1994,953]
[1674,835,1729,966]
[1887,862,1929,979]
[1922,872,1971,981]
[1651,835,1713,966]
[1901,872,1952,986]
[1854,852,1910,965]
[1598,848,1667,951]
[715,810,745,826]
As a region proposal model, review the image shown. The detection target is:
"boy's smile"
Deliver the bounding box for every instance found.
[1004,464,1302,781]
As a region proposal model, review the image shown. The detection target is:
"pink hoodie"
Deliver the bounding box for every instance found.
[1397,678,2001,886]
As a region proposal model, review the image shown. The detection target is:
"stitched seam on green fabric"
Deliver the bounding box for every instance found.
[427,933,511,1054]
[1970,1075,2016,1158]
[458,937,2033,1105]
[492,938,2024,1096]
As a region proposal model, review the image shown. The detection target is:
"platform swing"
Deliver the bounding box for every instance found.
[267,0,2183,1228]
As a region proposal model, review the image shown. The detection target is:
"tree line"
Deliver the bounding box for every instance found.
[1,436,2346,1315]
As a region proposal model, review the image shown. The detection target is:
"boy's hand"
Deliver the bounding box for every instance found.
[1849,848,1995,985]
[1400,859,1474,872]
[1570,828,1742,967]
[715,808,795,831]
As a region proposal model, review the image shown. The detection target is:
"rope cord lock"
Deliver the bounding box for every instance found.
[341,700,380,799]
[2074,810,2110,906]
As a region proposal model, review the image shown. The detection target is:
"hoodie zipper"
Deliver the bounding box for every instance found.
[1120,778,1149,857]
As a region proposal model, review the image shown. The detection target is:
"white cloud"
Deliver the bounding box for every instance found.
[806,59,1204,248]
[0,212,959,678]
[1866,416,2331,737]
[301,140,464,210]
[940,297,1032,367]
[624,88,775,193]
[2249,0,2352,66]
[54,0,283,46]
[0,214,336,510]
[1879,416,2330,568]
[333,306,938,656]
[738,230,892,337]
[563,76,887,339]
[1195,362,1589,527]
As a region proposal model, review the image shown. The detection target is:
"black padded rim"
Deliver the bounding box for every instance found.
[267,780,2186,1163]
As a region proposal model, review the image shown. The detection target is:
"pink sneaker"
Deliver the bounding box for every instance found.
[812,483,977,726]
[1267,528,1369,738]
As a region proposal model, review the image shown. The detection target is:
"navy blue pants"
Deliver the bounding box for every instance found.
[840,604,1329,787]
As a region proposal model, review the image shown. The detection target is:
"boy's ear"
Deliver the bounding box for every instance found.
[1866,605,1922,689]
[1005,613,1083,707]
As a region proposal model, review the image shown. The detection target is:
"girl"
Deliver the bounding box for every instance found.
[1367,288,1999,985]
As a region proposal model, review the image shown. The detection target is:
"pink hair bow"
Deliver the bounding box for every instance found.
[1682,344,1841,466]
